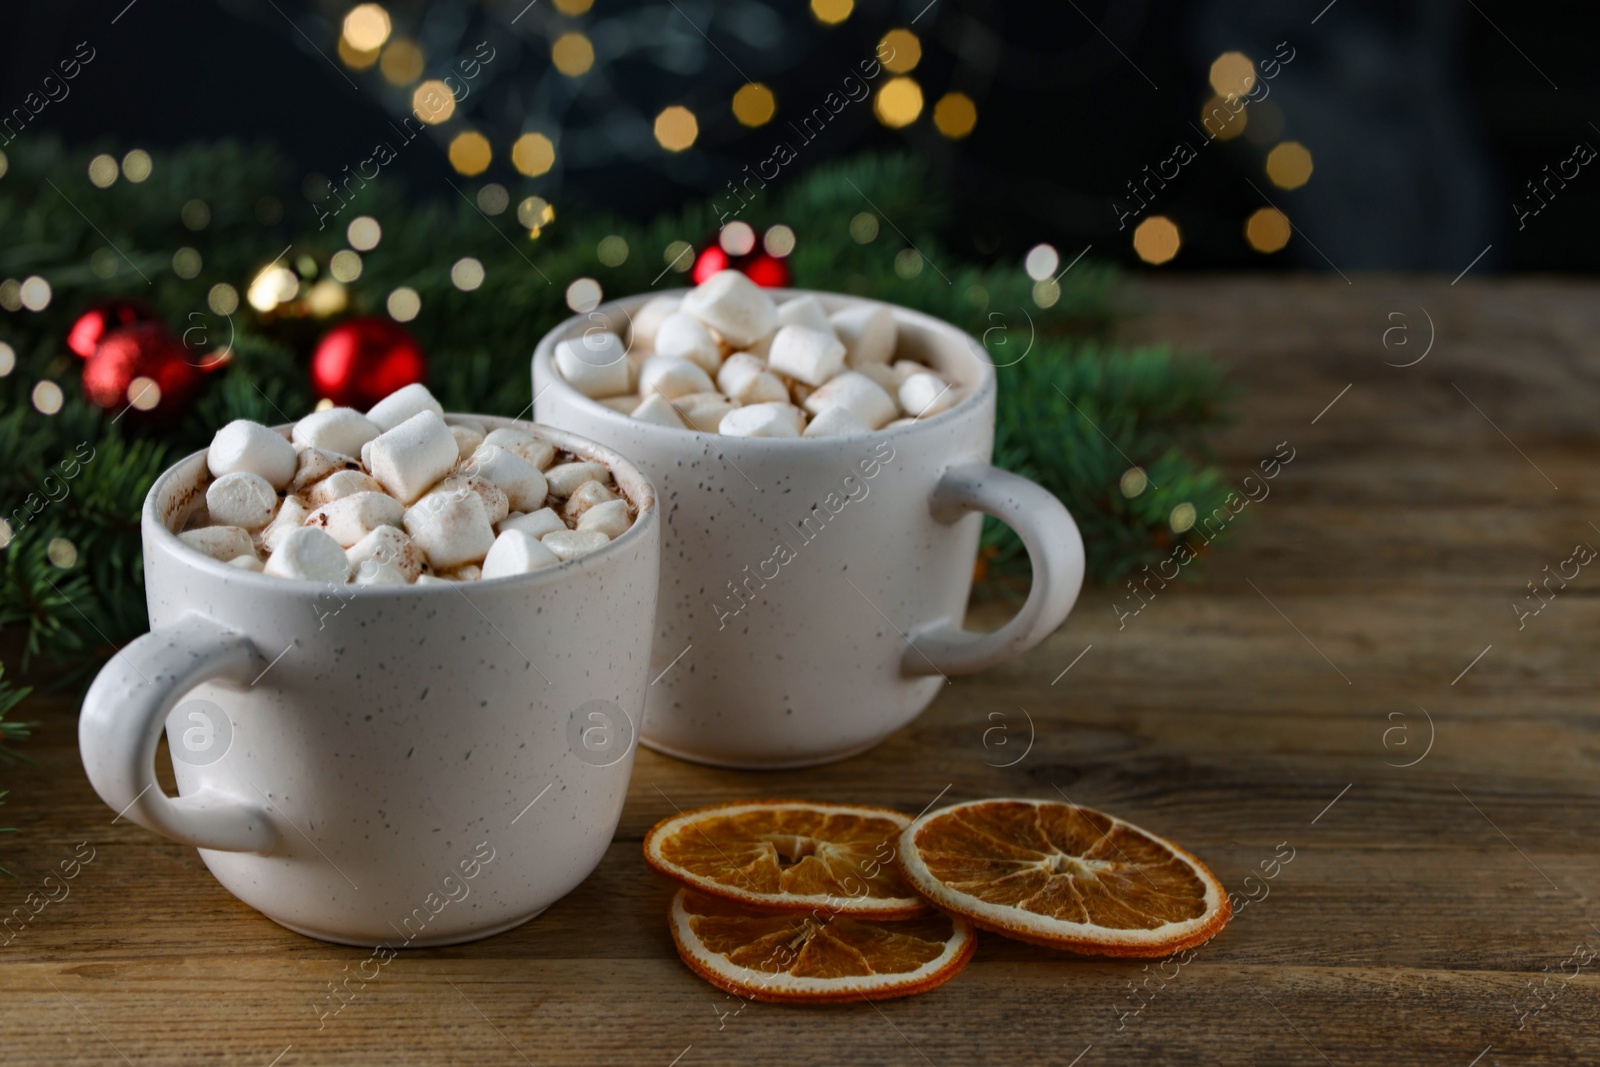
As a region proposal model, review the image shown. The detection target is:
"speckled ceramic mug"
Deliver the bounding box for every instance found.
[78,417,659,947]
[533,290,1085,768]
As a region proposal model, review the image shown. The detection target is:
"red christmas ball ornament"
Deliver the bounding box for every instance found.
[67,300,155,359]
[81,324,203,419]
[310,317,427,408]
[690,239,790,288]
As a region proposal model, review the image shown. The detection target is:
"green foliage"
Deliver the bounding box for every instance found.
[0,140,1236,689]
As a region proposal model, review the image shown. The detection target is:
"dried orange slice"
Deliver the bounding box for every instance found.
[669,888,975,1003]
[644,800,926,918]
[898,798,1230,957]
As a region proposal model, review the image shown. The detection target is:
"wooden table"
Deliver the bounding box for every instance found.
[3,277,1596,1065]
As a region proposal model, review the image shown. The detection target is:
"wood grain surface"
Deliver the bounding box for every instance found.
[3,277,1597,1065]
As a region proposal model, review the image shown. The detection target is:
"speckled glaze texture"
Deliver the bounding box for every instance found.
[78,416,659,947]
[533,290,1084,768]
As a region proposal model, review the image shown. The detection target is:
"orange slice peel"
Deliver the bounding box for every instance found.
[668,888,975,1003]
[897,797,1230,957]
[644,800,928,919]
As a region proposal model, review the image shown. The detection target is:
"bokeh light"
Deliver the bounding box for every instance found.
[894,249,924,279]
[566,278,602,313]
[1170,502,1197,533]
[19,276,51,312]
[477,183,509,215]
[32,380,63,415]
[732,83,776,127]
[850,212,879,243]
[122,149,152,182]
[764,225,796,257]
[172,247,202,279]
[1200,95,1247,141]
[387,287,421,322]
[663,240,694,272]
[518,196,555,230]
[933,92,977,139]
[247,265,299,312]
[552,33,595,76]
[875,77,923,127]
[1208,52,1256,98]
[47,536,77,568]
[343,4,392,51]
[1120,467,1149,498]
[1132,216,1181,265]
[720,221,756,256]
[348,216,382,250]
[448,131,492,176]
[553,0,593,12]
[511,133,555,177]
[208,283,239,315]
[413,80,455,124]
[1266,141,1314,189]
[811,0,852,24]
[597,235,629,266]
[379,38,423,85]
[330,250,363,282]
[654,106,698,152]
[451,257,485,291]
[128,376,162,411]
[0,342,13,377]
[88,154,118,188]
[1024,244,1059,281]
[880,29,920,73]
[1245,207,1292,253]
[181,199,210,230]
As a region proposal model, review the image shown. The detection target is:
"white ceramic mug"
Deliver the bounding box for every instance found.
[78,417,659,947]
[533,290,1084,768]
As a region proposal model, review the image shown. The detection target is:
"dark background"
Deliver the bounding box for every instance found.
[2,0,1595,273]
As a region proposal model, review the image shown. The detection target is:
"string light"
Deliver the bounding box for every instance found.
[933,92,977,139]
[654,106,698,152]
[1132,216,1181,265]
[1245,207,1292,253]
[511,133,555,177]
[874,78,923,127]
[448,132,492,176]
[732,83,776,127]
[879,29,920,73]
[1266,142,1313,189]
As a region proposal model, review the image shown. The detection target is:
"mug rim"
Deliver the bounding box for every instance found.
[531,287,997,447]
[144,413,659,594]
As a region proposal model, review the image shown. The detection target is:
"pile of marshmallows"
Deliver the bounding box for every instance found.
[553,270,961,438]
[178,383,634,584]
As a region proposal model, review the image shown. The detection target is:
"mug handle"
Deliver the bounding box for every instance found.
[79,612,279,853]
[903,463,1085,676]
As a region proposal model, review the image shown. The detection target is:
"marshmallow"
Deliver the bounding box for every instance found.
[306,469,384,506]
[577,499,632,539]
[450,417,487,436]
[638,356,716,401]
[445,564,482,582]
[563,479,620,520]
[830,305,897,367]
[366,383,444,433]
[500,507,567,540]
[766,326,846,387]
[802,371,898,430]
[264,526,351,583]
[346,525,424,582]
[885,417,919,429]
[228,555,265,571]
[555,331,630,398]
[672,391,738,433]
[854,362,901,396]
[434,474,509,526]
[545,461,611,498]
[631,392,687,429]
[802,405,871,438]
[414,574,450,586]
[680,270,777,347]
[207,420,296,490]
[403,488,496,570]
[465,445,547,513]
[653,312,722,374]
[891,359,926,385]
[291,407,381,457]
[899,373,960,419]
[598,395,639,414]
[540,528,610,561]
[205,472,278,530]
[179,526,257,563]
[481,428,556,471]
[716,354,789,405]
[777,295,834,335]
[304,491,406,548]
[629,295,682,350]
[719,402,804,438]
[450,424,485,461]
[360,439,374,471]
[261,496,311,553]
[368,411,458,504]
[481,529,561,579]
[354,562,408,586]
[288,448,361,495]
